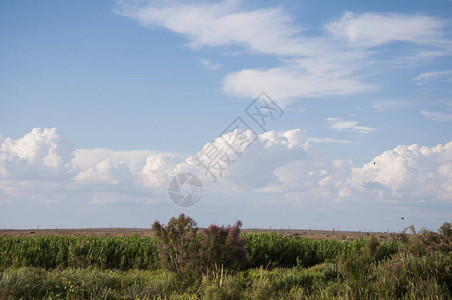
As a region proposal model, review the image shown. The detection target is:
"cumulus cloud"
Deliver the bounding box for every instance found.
[1,128,452,222]
[0,128,74,180]
[157,129,314,194]
[342,141,452,202]
[74,159,133,185]
[0,128,335,205]
[165,129,360,208]
[140,154,183,189]
[210,129,311,189]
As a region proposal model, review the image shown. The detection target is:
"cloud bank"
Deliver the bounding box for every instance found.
[1,128,451,213]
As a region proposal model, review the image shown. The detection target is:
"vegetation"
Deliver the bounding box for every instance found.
[0,235,159,270]
[0,215,451,299]
[151,214,246,277]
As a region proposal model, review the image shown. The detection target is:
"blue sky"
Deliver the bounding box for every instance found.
[1,0,452,231]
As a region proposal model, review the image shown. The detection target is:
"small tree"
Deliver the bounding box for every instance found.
[200,221,247,272]
[152,214,247,277]
[152,214,200,275]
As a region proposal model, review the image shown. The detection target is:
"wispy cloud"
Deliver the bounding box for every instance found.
[116,1,316,56]
[327,118,376,134]
[199,58,222,70]
[116,1,451,103]
[420,110,452,122]
[223,61,374,104]
[372,99,416,112]
[326,12,448,47]
[414,70,452,82]
[308,137,355,144]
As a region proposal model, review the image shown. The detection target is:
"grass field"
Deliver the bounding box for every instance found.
[0,216,450,299]
[0,227,390,241]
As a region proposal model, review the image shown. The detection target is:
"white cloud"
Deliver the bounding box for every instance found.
[0,128,74,180]
[372,99,416,112]
[327,118,376,134]
[342,141,452,202]
[409,49,452,60]
[74,159,133,185]
[0,128,327,204]
[1,128,452,230]
[414,70,452,82]
[326,12,448,48]
[116,2,451,103]
[141,154,182,189]
[116,1,322,57]
[222,60,374,102]
[308,137,355,144]
[0,129,452,230]
[199,58,222,70]
[421,110,452,122]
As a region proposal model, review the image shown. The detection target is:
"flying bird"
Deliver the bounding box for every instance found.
[401,217,404,220]
[373,162,376,165]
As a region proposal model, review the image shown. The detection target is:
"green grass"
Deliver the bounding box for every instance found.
[244,232,399,269]
[1,255,449,299]
[0,236,159,271]
[0,267,183,299]
[0,222,451,299]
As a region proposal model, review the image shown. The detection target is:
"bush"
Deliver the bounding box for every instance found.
[200,222,247,272]
[152,214,200,276]
[152,214,247,277]
[397,222,452,256]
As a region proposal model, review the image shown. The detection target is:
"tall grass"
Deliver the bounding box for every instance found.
[244,232,398,268]
[1,218,451,299]
[0,233,398,271]
[0,236,159,270]
[0,267,182,299]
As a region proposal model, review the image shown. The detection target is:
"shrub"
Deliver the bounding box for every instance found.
[152,214,200,276]
[152,214,247,277]
[200,222,247,272]
[399,223,452,256]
